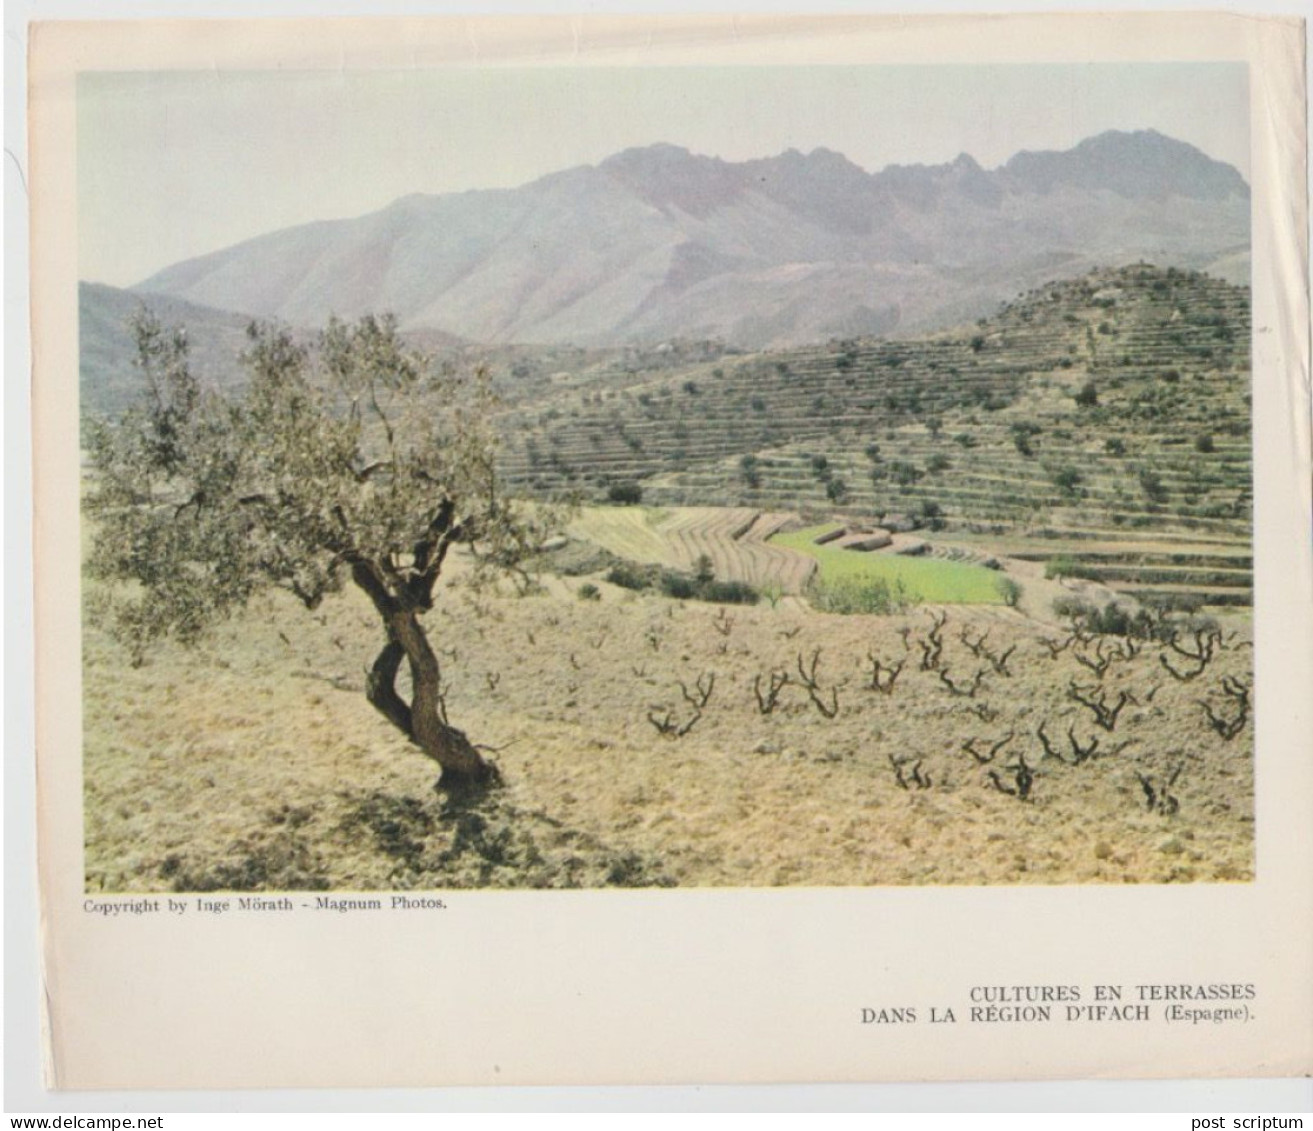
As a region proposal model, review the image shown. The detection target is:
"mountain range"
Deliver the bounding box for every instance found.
[122,129,1248,350]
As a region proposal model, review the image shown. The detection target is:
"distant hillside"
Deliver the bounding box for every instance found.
[130,130,1249,349]
[80,280,641,419]
[496,264,1252,607]
[79,283,258,418]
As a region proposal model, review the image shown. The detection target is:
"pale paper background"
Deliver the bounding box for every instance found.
[27,12,1312,1091]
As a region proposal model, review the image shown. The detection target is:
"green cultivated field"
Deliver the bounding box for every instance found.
[771,523,1005,604]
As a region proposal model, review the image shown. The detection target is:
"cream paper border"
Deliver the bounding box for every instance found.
[29,13,1312,1090]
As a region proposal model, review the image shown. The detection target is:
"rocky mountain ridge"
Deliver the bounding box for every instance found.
[127,129,1249,349]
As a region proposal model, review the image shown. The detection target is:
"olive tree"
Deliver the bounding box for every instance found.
[86,311,546,794]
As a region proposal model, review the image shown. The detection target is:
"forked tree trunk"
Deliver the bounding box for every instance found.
[354,565,498,794]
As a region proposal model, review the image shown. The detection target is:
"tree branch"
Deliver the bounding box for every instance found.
[351,559,399,617]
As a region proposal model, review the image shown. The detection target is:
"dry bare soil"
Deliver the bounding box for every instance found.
[83,538,1254,893]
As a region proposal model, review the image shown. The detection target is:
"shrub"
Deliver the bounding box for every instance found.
[606,561,656,591]
[657,569,759,605]
[577,582,601,601]
[807,575,916,615]
[825,476,850,504]
[1086,604,1141,637]
[659,572,698,600]
[701,579,760,605]
[1195,433,1216,454]
[1052,596,1168,640]
[1141,592,1205,620]
[995,576,1022,608]
[607,481,643,505]
[1051,466,1084,496]
[891,460,922,486]
[1105,437,1127,456]
[1010,421,1041,457]
[926,454,952,473]
[1137,467,1169,503]
[1051,594,1093,621]
[1074,381,1099,408]
[739,453,761,489]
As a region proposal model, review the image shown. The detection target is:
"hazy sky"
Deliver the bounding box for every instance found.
[79,62,1249,287]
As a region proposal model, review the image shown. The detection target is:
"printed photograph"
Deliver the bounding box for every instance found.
[78,61,1255,893]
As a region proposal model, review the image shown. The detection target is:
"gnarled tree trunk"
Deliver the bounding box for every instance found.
[353,562,498,794]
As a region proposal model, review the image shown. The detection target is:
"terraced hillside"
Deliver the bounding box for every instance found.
[571,506,817,591]
[497,265,1251,608]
